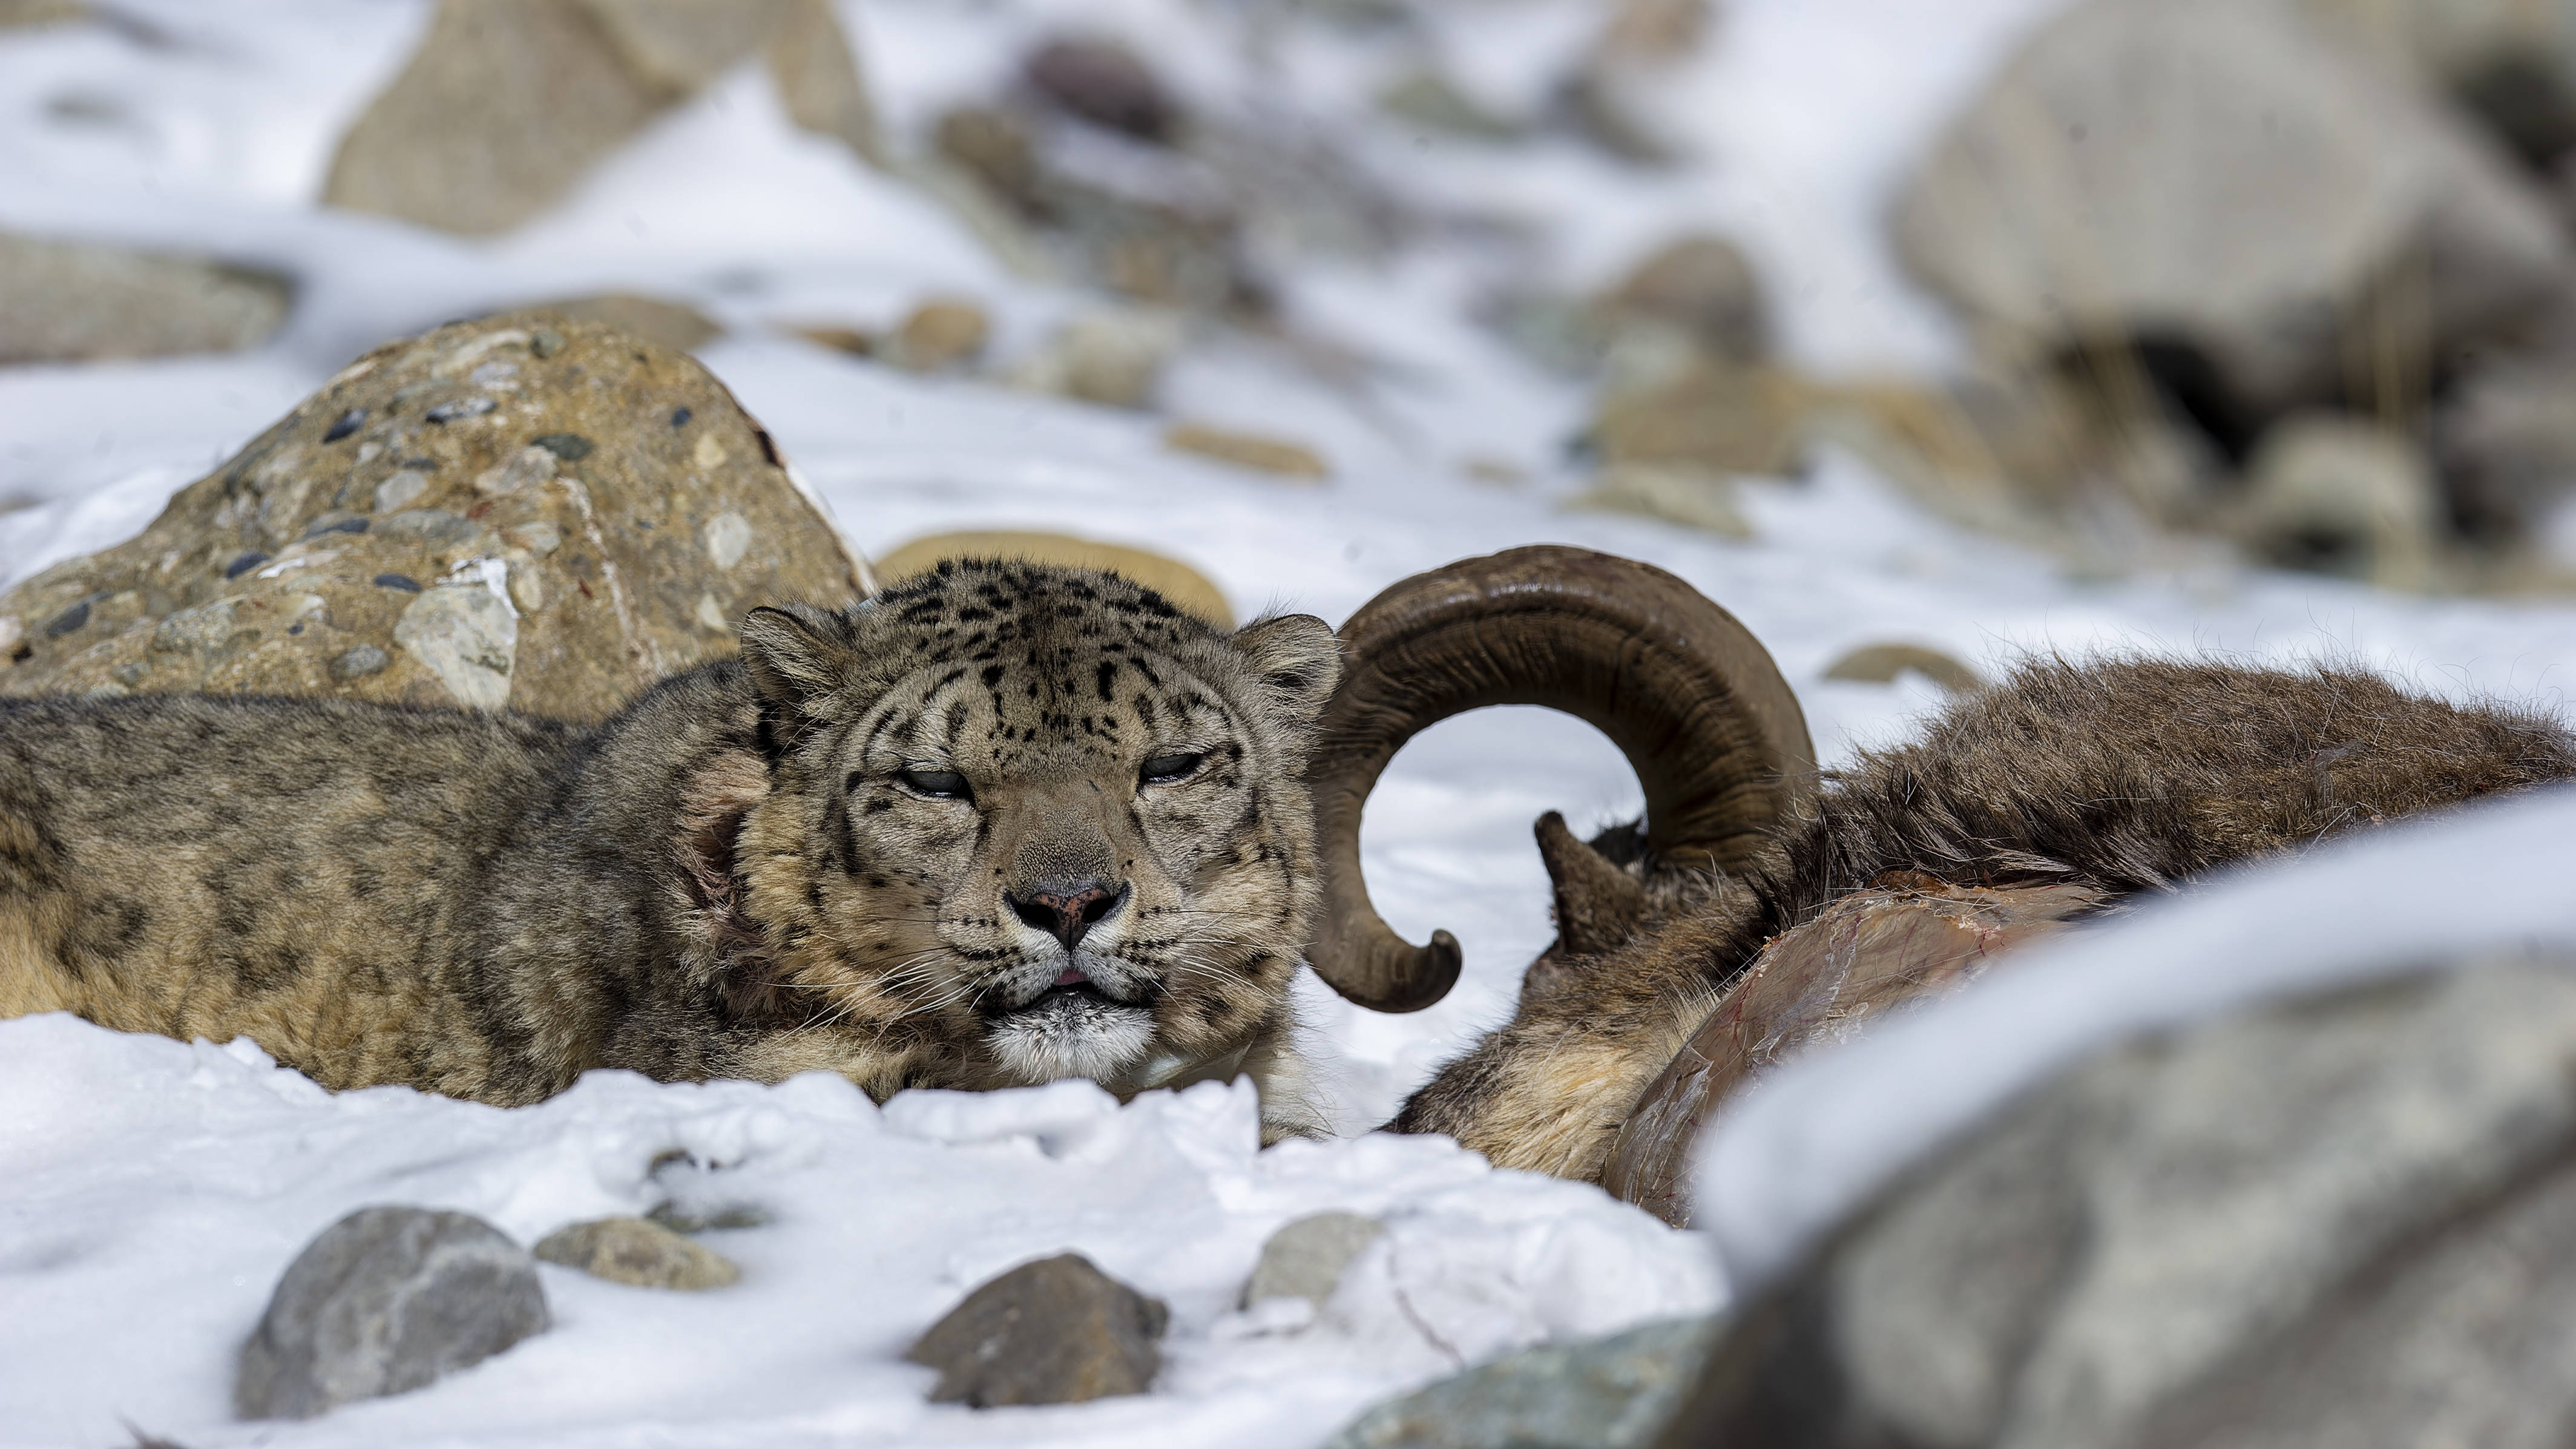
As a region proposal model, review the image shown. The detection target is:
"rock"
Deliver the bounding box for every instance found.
[1377,70,1525,140]
[2434,354,2576,543]
[324,0,878,235]
[1005,306,1183,408]
[1327,1316,1718,1449]
[0,0,87,30]
[1822,643,1983,694]
[1592,361,1809,478]
[2301,0,2576,166]
[1163,422,1331,481]
[873,530,1232,626]
[934,105,1043,209]
[1241,1212,1382,1309]
[0,232,291,364]
[1024,37,1174,142]
[520,293,720,353]
[883,297,990,373]
[1891,0,2574,424]
[2230,412,2442,586]
[0,310,867,721]
[906,1253,1167,1408]
[533,1215,739,1290]
[1597,234,1767,364]
[762,0,884,165]
[1564,462,1753,542]
[1666,952,2576,1447]
[235,1206,548,1420]
[789,323,875,358]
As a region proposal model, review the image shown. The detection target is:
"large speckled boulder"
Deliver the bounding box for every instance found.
[0,311,869,721]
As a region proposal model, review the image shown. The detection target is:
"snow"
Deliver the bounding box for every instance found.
[5,0,2576,1444]
[1695,782,2576,1293]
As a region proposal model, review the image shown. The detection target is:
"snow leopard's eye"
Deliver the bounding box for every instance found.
[898,767,973,802]
[1139,753,1206,787]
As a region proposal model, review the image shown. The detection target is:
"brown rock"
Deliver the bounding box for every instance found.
[1163,422,1331,481]
[0,310,867,721]
[2230,412,2443,586]
[1564,462,1753,541]
[875,529,1232,627]
[1599,234,1768,364]
[1005,307,1183,408]
[907,1254,1167,1408]
[789,323,875,357]
[0,0,87,28]
[1593,361,1808,477]
[533,1215,740,1290]
[324,0,879,236]
[323,0,668,235]
[761,0,884,166]
[1025,37,1174,142]
[0,232,291,364]
[1822,643,1984,694]
[885,297,990,372]
[522,293,720,353]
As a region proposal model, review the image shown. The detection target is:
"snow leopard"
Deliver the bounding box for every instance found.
[0,560,1342,1140]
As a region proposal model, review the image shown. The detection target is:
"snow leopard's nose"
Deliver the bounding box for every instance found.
[1009,878,1129,951]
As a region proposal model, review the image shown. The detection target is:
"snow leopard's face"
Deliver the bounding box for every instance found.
[714,561,1339,1126]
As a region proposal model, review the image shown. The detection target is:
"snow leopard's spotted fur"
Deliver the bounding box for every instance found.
[0,561,1342,1140]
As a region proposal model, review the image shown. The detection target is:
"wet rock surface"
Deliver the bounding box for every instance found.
[0,310,867,721]
[236,1206,548,1421]
[1328,1316,1718,1449]
[1664,953,2576,1448]
[1241,1211,1383,1309]
[907,1253,1167,1408]
[0,231,291,363]
[533,1215,739,1291]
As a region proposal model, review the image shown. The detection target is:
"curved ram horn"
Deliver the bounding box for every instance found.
[1307,545,1818,1013]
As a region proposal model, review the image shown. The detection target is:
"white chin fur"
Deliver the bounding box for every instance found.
[987,996,1157,1083]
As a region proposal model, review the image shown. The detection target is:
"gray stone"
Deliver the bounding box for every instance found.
[533,1215,739,1291]
[1666,953,2576,1448]
[1241,1211,1383,1309]
[1891,0,2572,421]
[2435,353,2576,541]
[392,574,518,711]
[1004,306,1184,409]
[1327,1316,1717,1449]
[236,1206,549,1420]
[906,1253,1166,1408]
[1597,234,1768,365]
[0,232,291,364]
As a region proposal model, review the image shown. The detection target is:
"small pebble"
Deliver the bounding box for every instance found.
[669,406,692,428]
[322,408,366,443]
[225,552,269,579]
[534,1217,740,1291]
[43,599,89,638]
[373,574,422,593]
[530,432,593,461]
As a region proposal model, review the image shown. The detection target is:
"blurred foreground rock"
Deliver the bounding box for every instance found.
[237,1206,547,1420]
[1330,1316,1717,1449]
[0,232,291,363]
[907,1254,1166,1408]
[0,310,868,721]
[1661,953,2576,1447]
[325,0,880,234]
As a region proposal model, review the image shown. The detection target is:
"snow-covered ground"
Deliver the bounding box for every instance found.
[8,2,2576,1445]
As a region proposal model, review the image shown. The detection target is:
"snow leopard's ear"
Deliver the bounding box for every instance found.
[740,603,859,714]
[1229,613,1341,731]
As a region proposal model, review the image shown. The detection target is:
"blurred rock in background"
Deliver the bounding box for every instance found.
[0,232,291,363]
[325,0,882,235]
